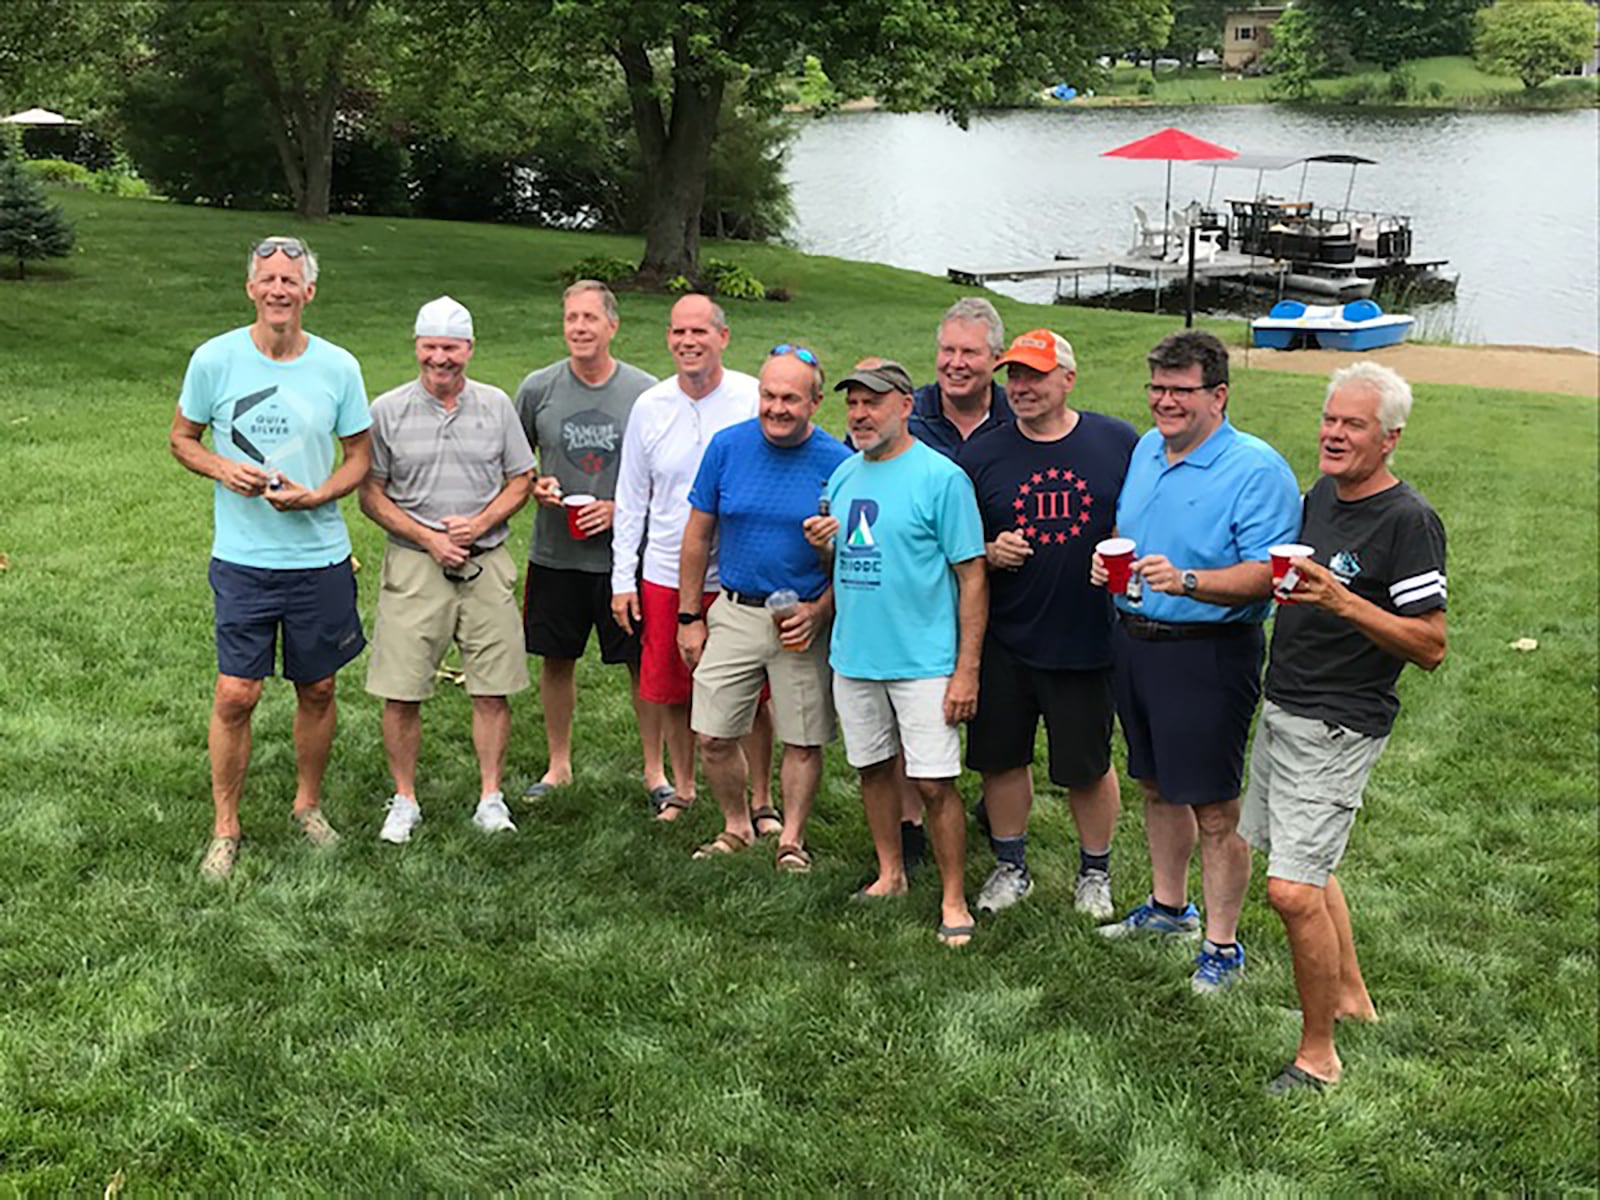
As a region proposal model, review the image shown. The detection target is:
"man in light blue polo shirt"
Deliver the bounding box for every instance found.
[170,235,372,881]
[1091,330,1299,994]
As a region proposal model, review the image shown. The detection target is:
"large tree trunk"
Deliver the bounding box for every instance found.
[616,33,724,286]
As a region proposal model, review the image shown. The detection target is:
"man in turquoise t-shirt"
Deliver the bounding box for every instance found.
[804,359,988,947]
[169,235,372,881]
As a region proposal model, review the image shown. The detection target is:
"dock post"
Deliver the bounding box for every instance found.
[1184,225,1198,328]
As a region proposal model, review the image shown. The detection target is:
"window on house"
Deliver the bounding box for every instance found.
[1237,25,1255,40]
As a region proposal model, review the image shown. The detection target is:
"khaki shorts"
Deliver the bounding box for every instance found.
[1239,700,1388,887]
[691,597,835,745]
[365,543,530,701]
[833,674,960,778]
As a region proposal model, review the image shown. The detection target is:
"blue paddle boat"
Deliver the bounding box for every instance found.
[1251,298,1414,351]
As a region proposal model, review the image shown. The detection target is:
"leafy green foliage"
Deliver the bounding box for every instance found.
[21,159,94,188]
[1297,0,1486,73]
[559,255,638,285]
[1265,8,1322,100]
[87,169,154,199]
[1163,0,1231,69]
[700,258,767,300]
[0,156,76,276]
[1474,0,1596,89]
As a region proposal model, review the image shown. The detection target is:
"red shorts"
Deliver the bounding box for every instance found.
[639,579,717,705]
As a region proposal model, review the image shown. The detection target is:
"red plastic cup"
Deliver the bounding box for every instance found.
[563,493,596,540]
[1097,537,1136,594]
[1271,543,1314,601]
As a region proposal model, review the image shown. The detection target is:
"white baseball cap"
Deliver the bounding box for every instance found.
[414,295,474,340]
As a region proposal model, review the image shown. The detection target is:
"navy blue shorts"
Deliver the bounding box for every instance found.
[966,634,1113,789]
[209,557,365,682]
[1111,619,1264,806]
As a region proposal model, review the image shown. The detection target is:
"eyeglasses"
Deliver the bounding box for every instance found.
[770,343,819,367]
[1146,382,1220,399]
[253,237,307,259]
[442,561,483,585]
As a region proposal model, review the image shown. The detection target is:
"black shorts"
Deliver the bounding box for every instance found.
[966,634,1114,789]
[1111,619,1264,806]
[209,556,365,682]
[523,563,640,664]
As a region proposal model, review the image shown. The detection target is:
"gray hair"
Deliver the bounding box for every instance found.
[564,279,619,323]
[938,297,1005,356]
[670,293,728,333]
[1327,360,1413,433]
[247,235,319,284]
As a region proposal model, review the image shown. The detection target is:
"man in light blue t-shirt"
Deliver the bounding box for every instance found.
[803,359,988,947]
[170,235,372,881]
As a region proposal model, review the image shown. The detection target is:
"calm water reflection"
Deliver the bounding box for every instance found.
[785,105,1599,351]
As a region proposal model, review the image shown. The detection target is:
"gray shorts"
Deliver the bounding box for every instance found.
[1239,700,1388,887]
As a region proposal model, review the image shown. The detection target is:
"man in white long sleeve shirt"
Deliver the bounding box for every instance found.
[610,295,774,823]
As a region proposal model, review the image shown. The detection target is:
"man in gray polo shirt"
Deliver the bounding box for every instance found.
[514,280,660,803]
[361,296,536,844]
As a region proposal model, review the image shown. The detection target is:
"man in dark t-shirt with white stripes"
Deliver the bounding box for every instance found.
[1240,361,1448,1097]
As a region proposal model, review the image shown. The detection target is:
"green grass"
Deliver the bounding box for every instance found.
[1096,55,1598,108]
[1,193,1595,1190]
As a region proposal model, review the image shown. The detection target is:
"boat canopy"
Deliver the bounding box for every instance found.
[1197,152,1380,206]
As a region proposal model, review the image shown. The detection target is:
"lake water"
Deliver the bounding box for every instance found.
[784,105,1600,352]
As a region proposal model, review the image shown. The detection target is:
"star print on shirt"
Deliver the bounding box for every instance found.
[1010,464,1094,541]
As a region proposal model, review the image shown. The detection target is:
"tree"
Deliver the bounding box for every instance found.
[457,0,1170,285]
[1474,0,1595,89]
[0,157,76,278]
[1164,0,1231,70]
[1264,7,1322,99]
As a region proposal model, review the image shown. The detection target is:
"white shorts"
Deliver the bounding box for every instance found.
[832,674,960,778]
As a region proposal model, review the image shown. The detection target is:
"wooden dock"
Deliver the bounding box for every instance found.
[947,249,1290,291]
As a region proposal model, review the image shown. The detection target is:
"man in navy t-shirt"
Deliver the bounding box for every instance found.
[676,346,851,870]
[960,330,1138,921]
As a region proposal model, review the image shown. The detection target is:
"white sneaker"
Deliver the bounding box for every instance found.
[472,792,516,833]
[976,862,1032,913]
[380,794,421,844]
[1074,868,1114,919]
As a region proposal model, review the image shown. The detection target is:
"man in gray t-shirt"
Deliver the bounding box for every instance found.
[361,296,536,846]
[513,280,660,803]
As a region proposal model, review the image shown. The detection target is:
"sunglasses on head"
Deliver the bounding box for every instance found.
[770,343,819,367]
[253,237,307,259]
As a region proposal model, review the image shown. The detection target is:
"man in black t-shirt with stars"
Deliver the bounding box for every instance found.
[960,329,1139,920]
[1241,361,1447,1097]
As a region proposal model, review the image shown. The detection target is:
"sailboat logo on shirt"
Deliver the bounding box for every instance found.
[839,498,882,588]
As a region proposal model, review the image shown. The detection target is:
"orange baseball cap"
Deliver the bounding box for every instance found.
[995,328,1075,373]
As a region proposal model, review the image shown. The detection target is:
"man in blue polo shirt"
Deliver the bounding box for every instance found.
[1092,330,1299,994]
[676,345,850,869]
[908,297,1013,459]
[170,235,372,881]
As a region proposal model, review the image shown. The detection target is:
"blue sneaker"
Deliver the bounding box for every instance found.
[1191,938,1245,994]
[1097,895,1201,940]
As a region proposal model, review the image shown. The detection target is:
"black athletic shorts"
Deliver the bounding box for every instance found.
[966,633,1114,789]
[209,556,364,682]
[523,563,640,664]
[1111,618,1264,806]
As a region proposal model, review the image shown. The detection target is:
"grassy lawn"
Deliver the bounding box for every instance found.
[1095,55,1596,107]
[1,193,1595,1190]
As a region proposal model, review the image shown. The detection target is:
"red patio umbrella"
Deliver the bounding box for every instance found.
[1102,127,1237,255]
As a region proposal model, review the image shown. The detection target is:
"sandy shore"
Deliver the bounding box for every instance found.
[1239,342,1599,399]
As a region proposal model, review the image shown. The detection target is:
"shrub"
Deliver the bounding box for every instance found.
[89,170,153,199]
[22,159,93,188]
[1334,78,1380,105]
[559,255,637,285]
[665,275,695,294]
[1426,80,1447,99]
[1386,64,1417,101]
[0,157,76,278]
[1136,77,1157,97]
[700,258,767,301]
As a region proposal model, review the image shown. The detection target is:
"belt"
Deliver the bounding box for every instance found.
[468,543,493,557]
[1117,611,1254,642]
[723,588,770,607]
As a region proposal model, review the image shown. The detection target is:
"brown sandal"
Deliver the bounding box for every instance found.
[775,843,812,873]
[692,830,751,859]
[750,805,783,838]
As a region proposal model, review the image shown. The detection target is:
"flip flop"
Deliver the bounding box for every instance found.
[775,843,812,873]
[646,784,677,812]
[692,830,751,859]
[937,921,976,947]
[1265,1062,1331,1096]
[750,805,783,838]
[523,780,560,800]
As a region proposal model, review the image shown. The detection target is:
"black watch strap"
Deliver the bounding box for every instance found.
[677,611,704,625]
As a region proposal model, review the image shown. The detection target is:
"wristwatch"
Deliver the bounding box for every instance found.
[677,611,704,625]
[1181,569,1199,595]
